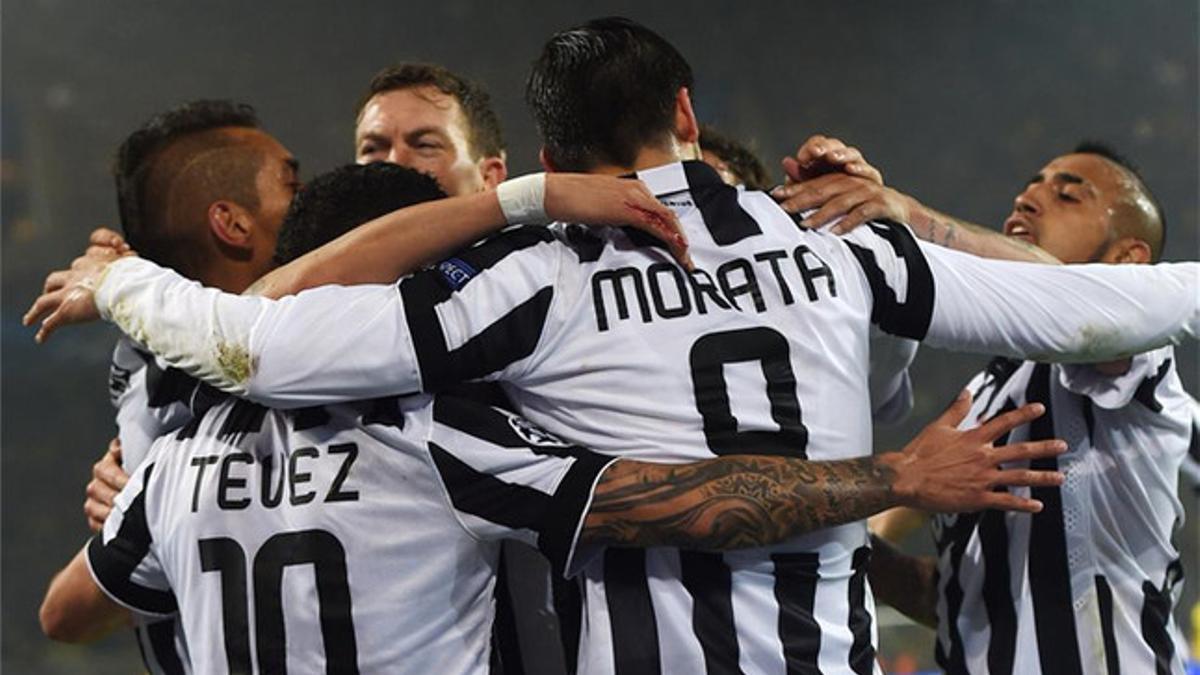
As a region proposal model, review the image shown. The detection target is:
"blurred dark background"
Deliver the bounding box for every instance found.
[3,1,1196,672]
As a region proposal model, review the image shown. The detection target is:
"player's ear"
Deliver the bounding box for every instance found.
[207,200,254,251]
[538,147,558,173]
[1100,237,1152,265]
[477,152,508,189]
[674,87,700,145]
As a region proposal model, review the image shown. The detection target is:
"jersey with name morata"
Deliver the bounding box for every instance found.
[87,393,613,675]
[932,347,1192,675]
[92,160,1200,675]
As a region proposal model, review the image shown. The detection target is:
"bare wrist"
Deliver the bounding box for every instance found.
[874,452,915,507]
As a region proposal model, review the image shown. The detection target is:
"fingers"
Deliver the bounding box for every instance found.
[43,270,71,294]
[845,161,883,186]
[785,135,883,185]
[830,203,884,235]
[990,467,1065,489]
[84,497,112,533]
[799,186,878,229]
[990,438,1067,465]
[977,402,1046,442]
[623,184,693,271]
[980,492,1045,514]
[34,305,67,344]
[933,389,973,428]
[23,289,64,328]
[89,227,129,252]
[86,477,119,509]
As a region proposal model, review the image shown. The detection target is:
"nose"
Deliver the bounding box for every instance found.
[386,147,411,166]
[1013,187,1041,215]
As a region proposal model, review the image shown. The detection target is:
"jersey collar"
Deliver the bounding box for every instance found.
[630,160,725,197]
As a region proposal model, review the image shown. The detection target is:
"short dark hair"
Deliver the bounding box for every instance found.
[356,63,505,159]
[527,17,694,171]
[274,162,447,265]
[699,125,771,191]
[114,100,261,270]
[1073,140,1166,260]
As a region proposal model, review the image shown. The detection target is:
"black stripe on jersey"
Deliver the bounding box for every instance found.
[216,398,268,442]
[679,552,741,675]
[1025,364,1084,675]
[400,227,556,391]
[538,452,612,577]
[430,442,551,528]
[842,220,935,340]
[1095,575,1121,675]
[847,546,874,675]
[1133,358,1172,414]
[292,405,332,432]
[432,395,582,459]
[979,509,1016,675]
[142,358,199,409]
[87,464,178,615]
[1141,580,1176,675]
[934,511,984,674]
[146,618,185,675]
[358,396,406,429]
[604,549,662,675]
[772,552,821,675]
[683,160,762,246]
[1189,414,1200,463]
[978,358,1022,412]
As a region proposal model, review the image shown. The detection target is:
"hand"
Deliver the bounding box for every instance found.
[881,390,1067,514]
[23,228,134,343]
[545,174,693,270]
[772,173,918,234]
[778,134,884,186]
[84,439,128,532]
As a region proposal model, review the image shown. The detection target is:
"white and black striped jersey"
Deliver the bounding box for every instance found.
[931,347,1192,675]
[92,160,1200,674]
[87,392,613,675]
[109,336,214,674]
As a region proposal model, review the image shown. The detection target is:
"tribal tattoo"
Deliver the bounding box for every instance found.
[582,455,898,551]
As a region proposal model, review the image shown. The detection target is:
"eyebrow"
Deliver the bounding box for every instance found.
[356,131,390,147]
[404,126,450,140]
[1052,172,1085,185]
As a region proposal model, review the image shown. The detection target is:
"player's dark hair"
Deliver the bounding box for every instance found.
[699,125,771,191]
[1073,140,1166,260]
[527,17,694,171]
[114,100,262,270]
[274,162,447,264]
[356,63,505,159]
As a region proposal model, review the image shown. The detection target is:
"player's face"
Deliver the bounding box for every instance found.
[355,86,485,196]
[1003,153,1129,263]
[245,130,302,250]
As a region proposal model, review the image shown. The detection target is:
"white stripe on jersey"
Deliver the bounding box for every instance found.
[932,347,1191,675]
[87,393,611,675]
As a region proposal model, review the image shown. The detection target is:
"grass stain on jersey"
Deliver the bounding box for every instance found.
[216,342,254,386]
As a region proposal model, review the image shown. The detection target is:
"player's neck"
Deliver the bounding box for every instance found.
[201,263,263,295]
[587,137,701,177]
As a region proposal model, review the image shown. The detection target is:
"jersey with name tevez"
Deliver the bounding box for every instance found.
[90,160,1200,675]
[87,392,613,675]
[932,347,1191,675]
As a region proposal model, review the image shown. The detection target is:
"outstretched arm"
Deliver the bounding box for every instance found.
[580,392,1065,549]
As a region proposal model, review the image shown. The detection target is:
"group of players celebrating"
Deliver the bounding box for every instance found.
[26,16,1198,675]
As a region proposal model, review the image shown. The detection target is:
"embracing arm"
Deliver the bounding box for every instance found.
[40,547,129,642]
[249,172,690,298]
[868,533,938,628]
[580,392,1065,550]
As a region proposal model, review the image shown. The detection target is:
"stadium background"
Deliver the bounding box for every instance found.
[2,1,1196,672]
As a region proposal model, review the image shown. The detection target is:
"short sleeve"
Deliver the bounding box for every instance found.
[86,462,176,617]
[422,395,616,578]
[1057,346,1175,410]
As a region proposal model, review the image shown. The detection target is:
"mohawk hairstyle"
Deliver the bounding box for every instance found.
[113,100,260,268]
[356,63,505,159]
[1073,140,1166,259]
[274,162,447,265]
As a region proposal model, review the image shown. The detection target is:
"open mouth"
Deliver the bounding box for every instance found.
[1003,217,1036,244]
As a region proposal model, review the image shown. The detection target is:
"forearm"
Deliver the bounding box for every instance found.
[922,243,1199,362]
[96,258,420,406]
[40,547,130,642]
[907,202,1061,264]
[581,454,902,550]
[868,533,938,628]
[251,190,505,298]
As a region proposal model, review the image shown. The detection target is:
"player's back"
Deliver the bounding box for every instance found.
[99,394,504,674]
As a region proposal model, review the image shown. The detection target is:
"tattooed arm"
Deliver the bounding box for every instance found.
[581,392,1067,550]
[868,533,938,628]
